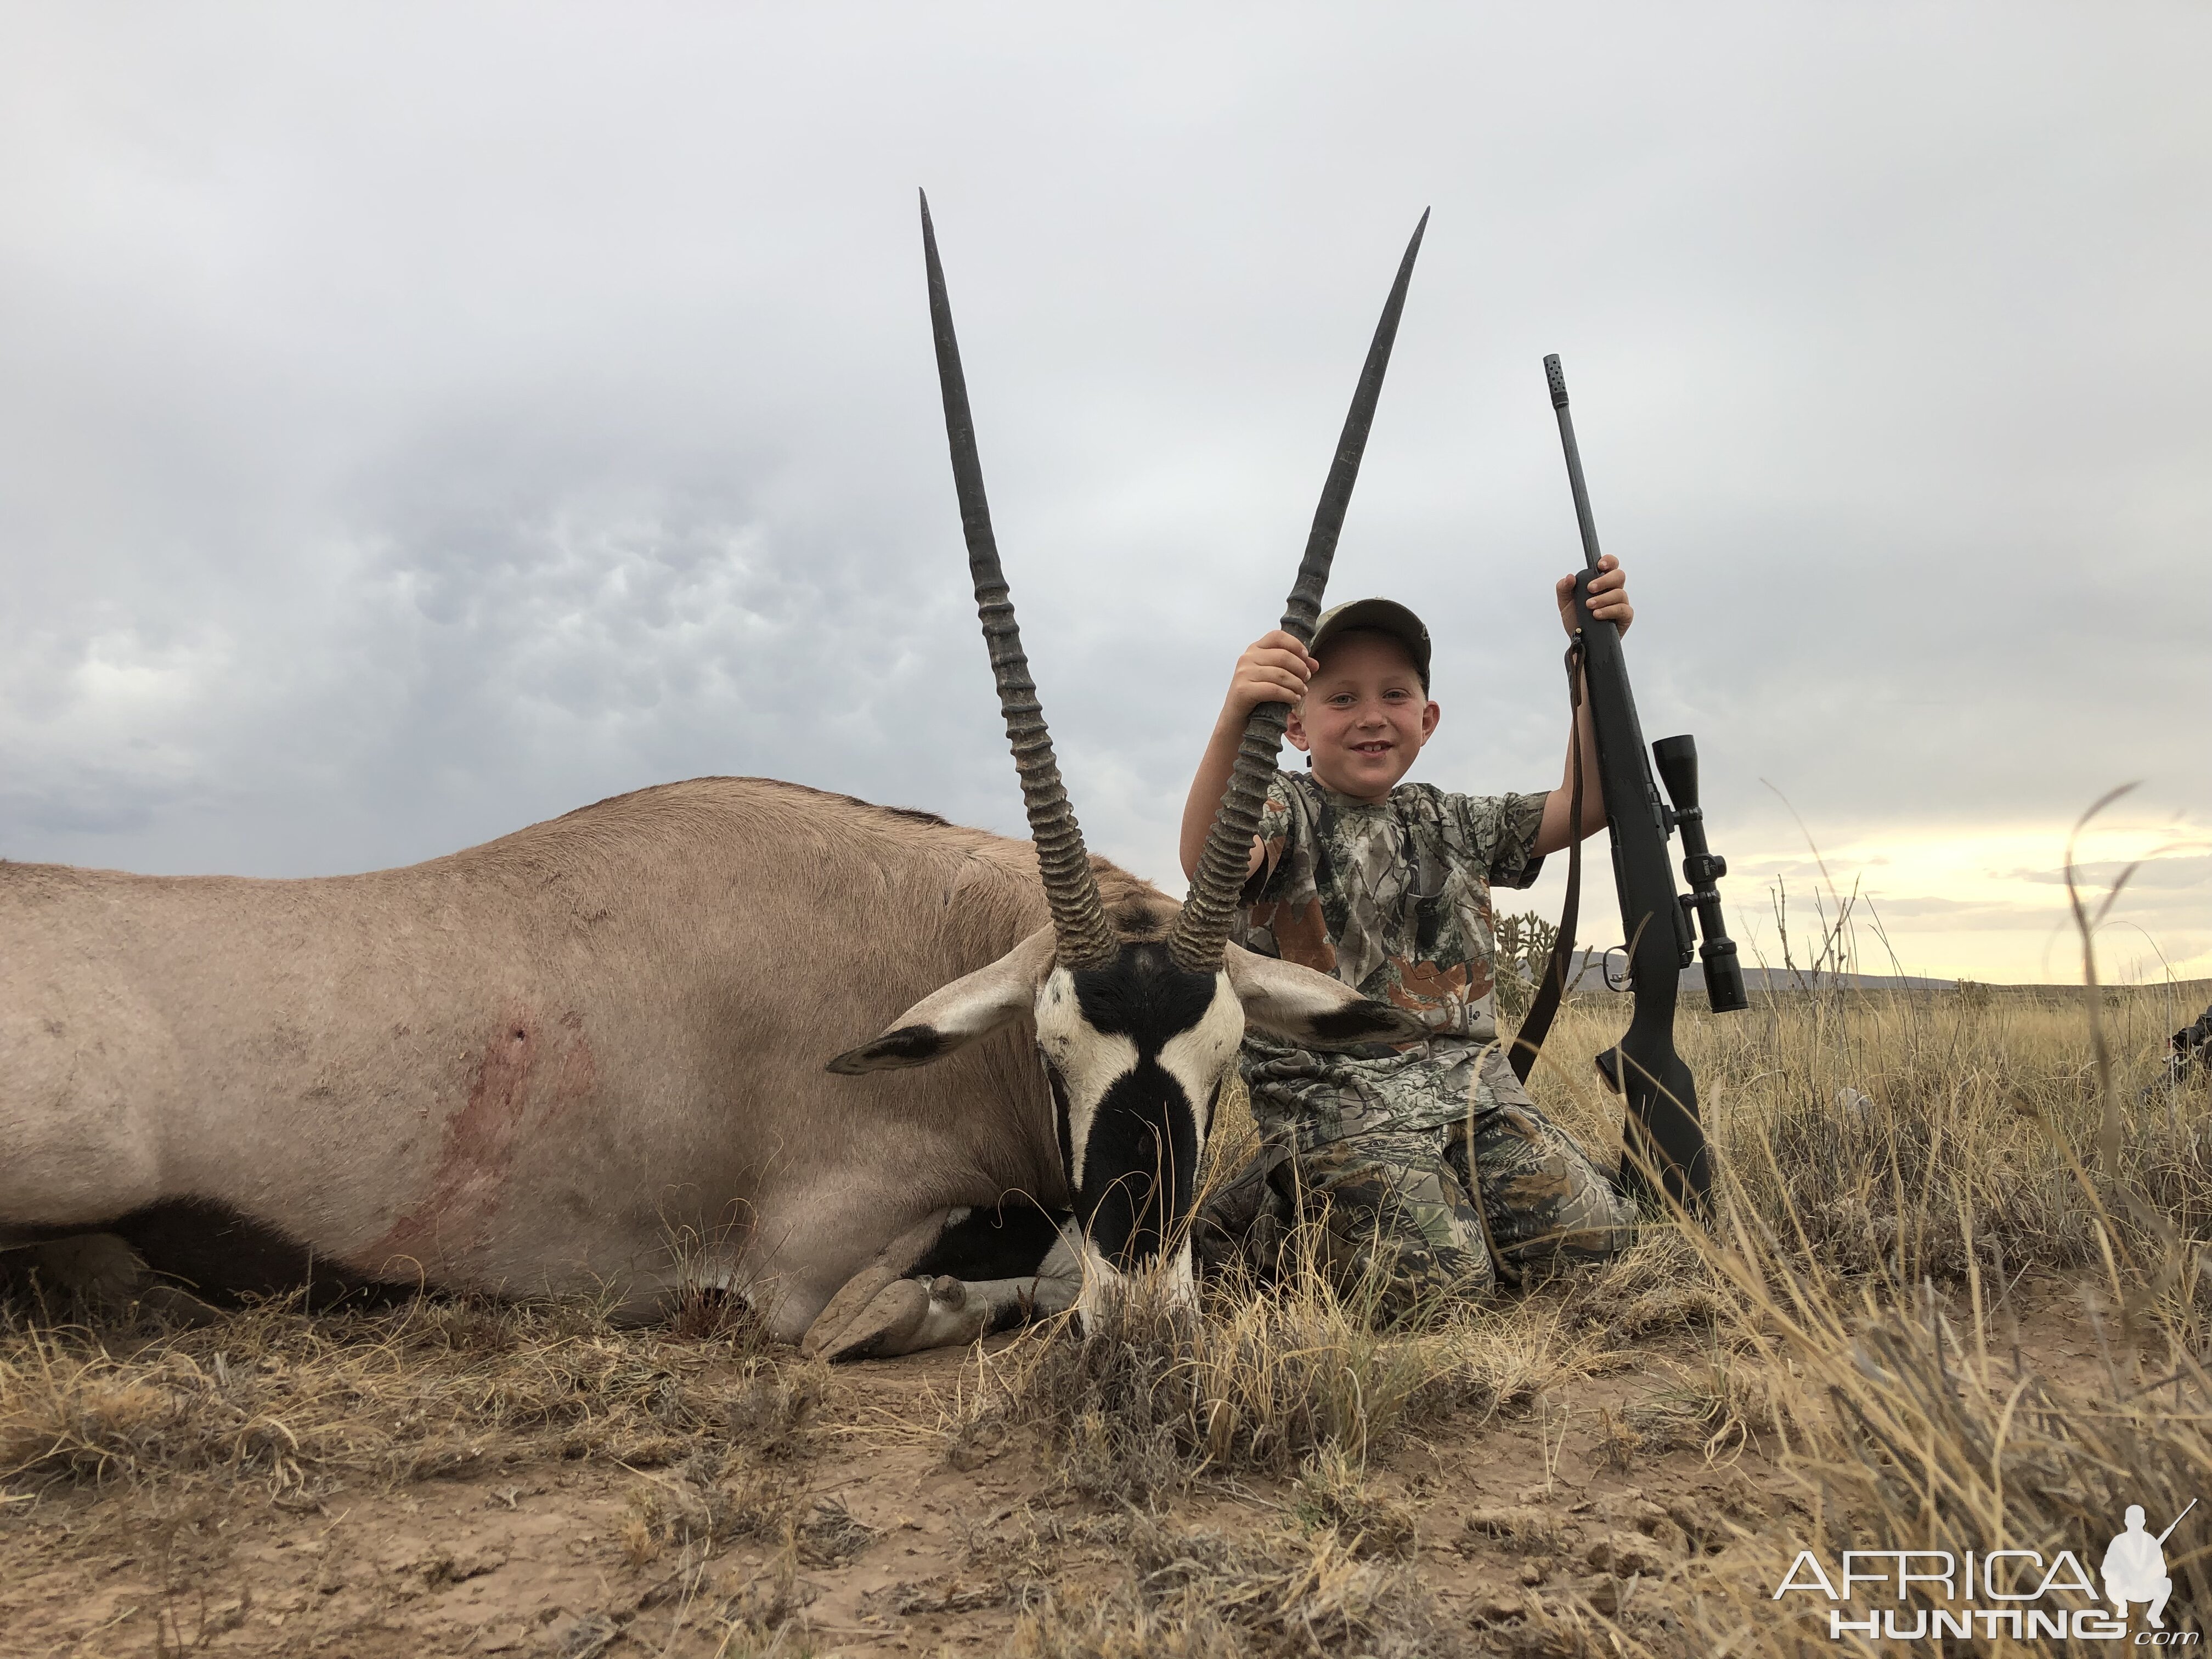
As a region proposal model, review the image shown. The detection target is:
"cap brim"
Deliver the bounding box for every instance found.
[1310,597,1432,689]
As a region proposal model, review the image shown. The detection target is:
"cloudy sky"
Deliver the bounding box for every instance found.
[2,3,2205,985]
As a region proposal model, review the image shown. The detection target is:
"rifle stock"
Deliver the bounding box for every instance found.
[1543,354,1747,1214]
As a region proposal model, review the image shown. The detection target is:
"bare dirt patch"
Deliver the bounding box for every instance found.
[3,1273,1815,1658]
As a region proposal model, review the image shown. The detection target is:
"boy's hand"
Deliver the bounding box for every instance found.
[1555,553,1633,636]
[1222,630,1318,723]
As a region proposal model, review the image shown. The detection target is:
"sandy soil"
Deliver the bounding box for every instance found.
[7,1261,2131,1659]
[3,1323,1809,1658]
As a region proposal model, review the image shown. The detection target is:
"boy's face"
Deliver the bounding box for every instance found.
[1285,629,1440,803]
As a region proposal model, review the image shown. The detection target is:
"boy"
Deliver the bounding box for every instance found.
[1179,556,1639,1318]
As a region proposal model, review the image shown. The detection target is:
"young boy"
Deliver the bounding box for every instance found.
[1179,555,1639,1318]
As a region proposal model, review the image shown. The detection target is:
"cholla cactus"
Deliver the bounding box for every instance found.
[1493,911,1561,1020]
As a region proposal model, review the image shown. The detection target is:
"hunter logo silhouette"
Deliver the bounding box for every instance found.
[2104,1499,2194,1629]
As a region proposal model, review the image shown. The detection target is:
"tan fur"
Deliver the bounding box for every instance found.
[0,776,1176,1338]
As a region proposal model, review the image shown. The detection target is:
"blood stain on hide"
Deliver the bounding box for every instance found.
[354,1007,596,1273]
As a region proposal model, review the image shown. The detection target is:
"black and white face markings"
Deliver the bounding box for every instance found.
[1031,941,1245,1301]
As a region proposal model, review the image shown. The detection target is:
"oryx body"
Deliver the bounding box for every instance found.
[0,779,1060,1333]
[0,776,1397,1348]
[2,195,1430,1361]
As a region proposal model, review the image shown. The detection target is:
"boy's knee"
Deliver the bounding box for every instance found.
[1324,1229,1496,1324]
[1565,1167,1640,1250]
[1492,1163,1637,1268]
[1468,1102,1636,1259]
[1305,1150,1496,1318]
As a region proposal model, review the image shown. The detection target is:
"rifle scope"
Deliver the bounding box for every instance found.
[1650,735,1750,1013]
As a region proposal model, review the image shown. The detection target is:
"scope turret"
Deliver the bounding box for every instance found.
[1651,734,1750,1013]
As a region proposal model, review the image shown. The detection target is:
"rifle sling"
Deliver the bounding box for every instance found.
[1508,637,1585,1084]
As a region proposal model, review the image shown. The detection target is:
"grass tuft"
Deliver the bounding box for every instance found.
[945,1242,1595,1504]
[0,1293,801,1499]
[1009,1509,1447,1658]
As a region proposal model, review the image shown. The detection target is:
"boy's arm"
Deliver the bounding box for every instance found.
[1180,629,1316,882]
[1532,555,1632,857]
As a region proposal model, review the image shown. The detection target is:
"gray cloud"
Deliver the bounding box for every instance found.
[1,4,2206,979]
[2017,856,2212,891]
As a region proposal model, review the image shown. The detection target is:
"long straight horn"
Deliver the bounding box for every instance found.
[921,191,1116,970]
[1169,209,1429,974]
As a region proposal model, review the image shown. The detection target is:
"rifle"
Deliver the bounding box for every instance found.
[1521,353,1750,1213]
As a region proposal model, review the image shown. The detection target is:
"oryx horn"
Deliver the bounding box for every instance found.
[1167,209,1429,975]
[920,190,1118,971]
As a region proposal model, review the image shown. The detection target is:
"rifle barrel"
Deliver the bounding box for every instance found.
[1543,354,1605,575]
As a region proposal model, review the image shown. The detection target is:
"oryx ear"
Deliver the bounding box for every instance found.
[826,928,1057,1074]
[1221,943,1430,1049]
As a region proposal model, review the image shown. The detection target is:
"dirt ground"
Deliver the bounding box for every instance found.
[8,1289,2128,1659]
[3,1297,1825,1659]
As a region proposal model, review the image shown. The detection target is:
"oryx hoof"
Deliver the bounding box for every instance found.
[928,1274,967,1311]
[820,1277,932,1364]
[139,1282,223,1329]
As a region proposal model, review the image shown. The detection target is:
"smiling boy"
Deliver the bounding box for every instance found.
[1179,557,1639,1318]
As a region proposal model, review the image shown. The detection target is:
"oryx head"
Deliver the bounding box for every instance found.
[830,194,1430,1311]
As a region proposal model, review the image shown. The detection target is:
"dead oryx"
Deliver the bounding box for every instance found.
[0,198,1428,1362]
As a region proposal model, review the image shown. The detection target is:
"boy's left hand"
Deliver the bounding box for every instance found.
[1555,553,1633,636]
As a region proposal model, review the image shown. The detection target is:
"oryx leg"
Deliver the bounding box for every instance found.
[1,1233,221,1325]
[12,1232,151,1302]
[807,1199,1083,1363]
[815,1234,1087,1364]
[799,1210,961,1359]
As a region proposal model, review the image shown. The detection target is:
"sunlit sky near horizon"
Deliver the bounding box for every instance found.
[2,4,2206,986]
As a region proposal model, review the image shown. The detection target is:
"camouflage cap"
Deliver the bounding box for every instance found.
[1308,598,1432,692]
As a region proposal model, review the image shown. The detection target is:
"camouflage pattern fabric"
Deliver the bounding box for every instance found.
[1222,769,1634,1317]
[1243,1041,1636,1321]
[1243,1030,1497,1148]
[1237,769,1549,1049]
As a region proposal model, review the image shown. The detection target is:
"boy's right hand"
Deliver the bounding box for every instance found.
[1223,630,1318,724]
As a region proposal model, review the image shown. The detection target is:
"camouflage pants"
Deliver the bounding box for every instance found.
[1233,1041,1636,1323]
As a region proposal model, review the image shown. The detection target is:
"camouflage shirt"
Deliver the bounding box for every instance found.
[1236,769,1548,1142]
[1238,769,1549,1043]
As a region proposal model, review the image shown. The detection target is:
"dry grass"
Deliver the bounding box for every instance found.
[938,1235,1605,1505]
[1477,860,2212,1659]
[1007,1508,1449,1659]
[1526,979,2212,1289]
[0,1291,805,1500]
[1620,1188,2212,1658]
[8,905,2212,1654]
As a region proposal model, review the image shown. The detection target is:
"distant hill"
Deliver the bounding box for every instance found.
[1545,954,2210,1003]
[1689,966,1955,993]
[1549,950,1952,996]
